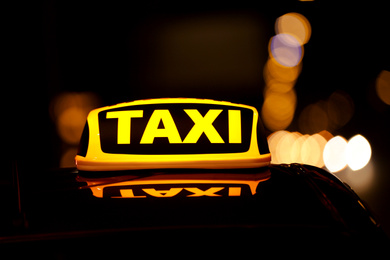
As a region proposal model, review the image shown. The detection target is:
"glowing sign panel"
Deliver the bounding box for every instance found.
[99,104,252,154]
[76,98,270,171]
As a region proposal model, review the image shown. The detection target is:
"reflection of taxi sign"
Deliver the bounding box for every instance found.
[75,98,271,171]
[77,170,271,198]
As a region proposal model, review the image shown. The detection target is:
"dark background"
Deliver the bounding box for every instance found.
[6,0,390,237]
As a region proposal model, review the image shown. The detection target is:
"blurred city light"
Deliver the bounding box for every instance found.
[262,12,311,132]
[298,90,354,134]
[323,136,348,173]
[301,133,327,167]
[376,70,390,105]
[275,12,311,45]
[50,92,100,167]
[346,134,372,171]
[264,58,302,84]
[269,33,303,67]
[268,130,330,168]
[261,90,297,131]
[57,106,88,145]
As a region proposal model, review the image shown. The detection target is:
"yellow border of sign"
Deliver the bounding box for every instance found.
[75,98,271,171]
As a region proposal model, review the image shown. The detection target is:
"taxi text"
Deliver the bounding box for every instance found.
[106,109,242,144]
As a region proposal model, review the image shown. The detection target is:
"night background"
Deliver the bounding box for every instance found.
[6,0,390,239]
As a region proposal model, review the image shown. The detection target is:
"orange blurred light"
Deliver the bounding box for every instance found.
[263,58,302,84]
[268,130,327,168]
[276,131,300,164]
[275,12,312,45]
[261,90,296,131]
[57,107,89,145]
[267,130,289,164]
[290,133,307,163]
[50,92,100,145]
[302,133,327,168]
[376,70,390,105]
[318,130,334,141]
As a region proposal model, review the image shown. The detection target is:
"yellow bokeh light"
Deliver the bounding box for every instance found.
[57,107,89,145]
[50,92,100,145]
[323,136,348,173]
[290,133,307,163]
[268,130,289,164]
[318,130,334,141]
[261,90,296,131]
[268,131,327,168]
[302,133,327,168]
[264,80,295,95]
[264,58,302,84]
[275,12,312,45]
[276,131,300,164]
[376,70,390,105]
[346,135,372,171]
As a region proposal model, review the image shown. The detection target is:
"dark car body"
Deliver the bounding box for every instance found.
[1,162,387,257]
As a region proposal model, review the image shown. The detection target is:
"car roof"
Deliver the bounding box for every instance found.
[2,163,386,251]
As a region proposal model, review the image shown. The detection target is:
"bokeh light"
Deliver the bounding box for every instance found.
[50,92,100,167]
[323,134,372,173]
[376,70,390,105]
[261,90,297,131]
[268,130,330,168]
[262,12,311,132]
[268,130,289,164]
[302,133,327,168]
[269,33,303,67]
[269,131,372,174]
[346,134,372,171]
[50,92,100,145]
[275,12,312,45]
[57,107,89,145]
[263,58,302,84]
[323,136,348,173]
[298,91,354,134]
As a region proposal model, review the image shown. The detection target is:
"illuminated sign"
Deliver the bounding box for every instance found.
[76,98,270,171]
[77,170,271,198]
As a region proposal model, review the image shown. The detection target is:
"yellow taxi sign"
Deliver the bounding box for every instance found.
[75,98,271,171]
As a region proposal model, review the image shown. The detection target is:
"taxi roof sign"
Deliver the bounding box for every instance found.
[75,98,271,171]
